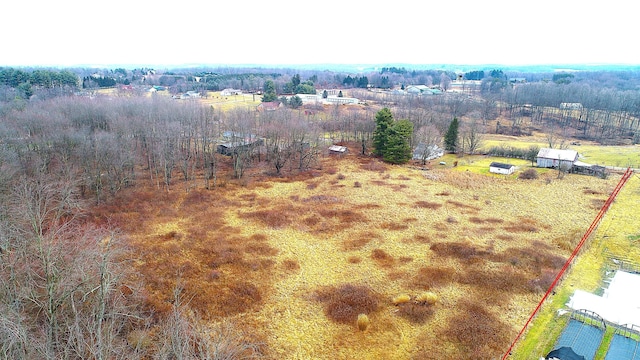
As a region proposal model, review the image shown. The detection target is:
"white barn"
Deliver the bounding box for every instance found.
[536,148,578,169]
[489,162,516,175]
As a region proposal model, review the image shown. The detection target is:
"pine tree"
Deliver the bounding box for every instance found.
[383,120,413,164]
[373,108,394,156]
[262,80,277,102]
[444,117,459,153]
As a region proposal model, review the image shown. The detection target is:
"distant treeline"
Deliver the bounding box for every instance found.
[0,67,78,88]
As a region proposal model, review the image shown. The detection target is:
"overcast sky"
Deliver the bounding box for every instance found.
[2,0,637,68]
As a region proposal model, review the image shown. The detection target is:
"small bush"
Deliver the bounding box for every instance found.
[518,168,538,179]
[392,294,411,305]
[336,173,346,180]
[354,181,362,188]
[315,284,379,324]
[357,313,370,331]
[415,291,438,305]
[347,256,362,264]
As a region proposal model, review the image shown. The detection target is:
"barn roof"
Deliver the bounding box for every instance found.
[489,162,515,169]
[537,148,578,161]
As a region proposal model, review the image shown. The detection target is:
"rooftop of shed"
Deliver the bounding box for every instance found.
[489,162,515,169]
[537,148,578,161]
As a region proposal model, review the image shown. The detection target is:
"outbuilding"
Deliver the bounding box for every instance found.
[536,148,578,169]
[489,162,516,175]
[328,145,348,154]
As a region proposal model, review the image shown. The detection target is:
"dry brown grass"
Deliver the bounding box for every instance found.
[414,200,442,209]
[396,302,435,324]
[91,148,617,359]
[442,300,511,359]
[314,284,380,325]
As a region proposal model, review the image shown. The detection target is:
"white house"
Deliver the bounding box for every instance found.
[489,162,516,175]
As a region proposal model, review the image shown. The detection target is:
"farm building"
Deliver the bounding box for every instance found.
[324,96,359,105]
[536,148,578,169]
[220,88,242,96]
[216,137,264,156]
[405,85,443,95]
[489,162,516,175]
[328,145,347,154]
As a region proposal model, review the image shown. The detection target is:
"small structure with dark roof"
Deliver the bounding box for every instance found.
[489,162,516,175]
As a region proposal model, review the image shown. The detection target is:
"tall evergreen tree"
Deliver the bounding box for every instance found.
[383,119,413,164]
[262,80,277,102]
[444,117,459,153]
[373,108,394,156]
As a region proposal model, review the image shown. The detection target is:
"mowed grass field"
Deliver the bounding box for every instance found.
[92,149,633,359]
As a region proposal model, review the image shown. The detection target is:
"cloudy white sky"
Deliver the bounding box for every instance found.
[2,0,637,68]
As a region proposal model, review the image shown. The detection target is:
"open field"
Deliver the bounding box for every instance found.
[91,149,627,359]
[200,91,262,111]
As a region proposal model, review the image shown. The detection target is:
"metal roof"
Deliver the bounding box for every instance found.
[536,148,578,161]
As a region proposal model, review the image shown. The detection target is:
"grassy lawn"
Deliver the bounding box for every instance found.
[576,144,640,168]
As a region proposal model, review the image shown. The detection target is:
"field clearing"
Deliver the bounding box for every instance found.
[482,134,640,168]
[577,144,640,168]
[199,91,262,111]
[93,151,626,359]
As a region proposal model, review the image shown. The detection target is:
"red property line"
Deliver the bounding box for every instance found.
[502,167,634,359]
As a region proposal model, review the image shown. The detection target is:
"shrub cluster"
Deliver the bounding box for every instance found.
[518,168,539,180]
[315,284,380,325]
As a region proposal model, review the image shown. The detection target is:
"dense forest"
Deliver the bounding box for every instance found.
[1,64,640,358]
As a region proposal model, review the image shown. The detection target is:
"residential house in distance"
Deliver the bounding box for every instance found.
[173,91,201,100]
[489,162,516,175]
[220,88,242,96]
[536,148,578,169]
[406,85,442,95]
